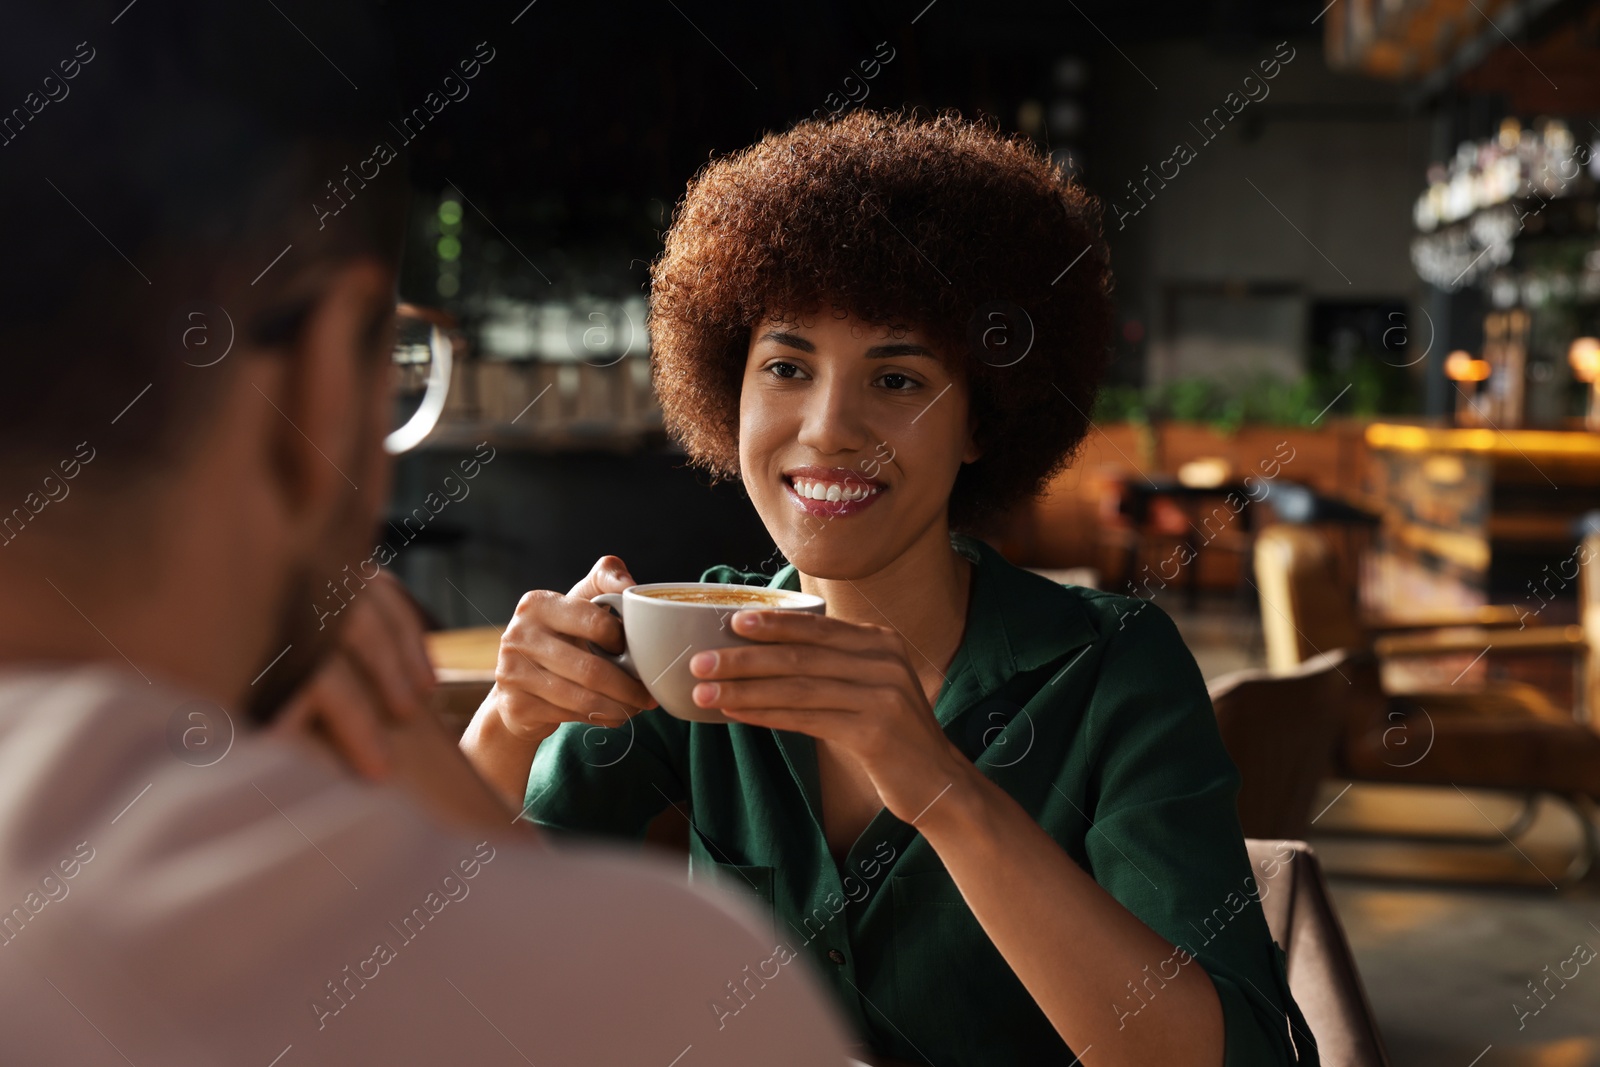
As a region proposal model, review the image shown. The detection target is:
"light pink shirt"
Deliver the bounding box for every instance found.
[0,665,858,1065]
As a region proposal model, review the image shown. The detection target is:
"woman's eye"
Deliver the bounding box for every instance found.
[878,372,919,391]
[767,361,803,379]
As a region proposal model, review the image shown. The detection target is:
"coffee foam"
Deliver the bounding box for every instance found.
[640,587,799,608]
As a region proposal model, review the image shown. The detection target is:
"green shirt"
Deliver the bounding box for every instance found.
[525,532,1317,1066]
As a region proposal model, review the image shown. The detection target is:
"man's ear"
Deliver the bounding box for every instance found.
[262,257,396,539]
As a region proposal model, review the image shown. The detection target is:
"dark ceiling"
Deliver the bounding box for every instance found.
[381,0,1328,294]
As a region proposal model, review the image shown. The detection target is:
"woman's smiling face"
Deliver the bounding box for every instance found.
[739,307,981,578]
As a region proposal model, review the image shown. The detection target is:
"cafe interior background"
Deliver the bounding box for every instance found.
[381,0,1600,1063]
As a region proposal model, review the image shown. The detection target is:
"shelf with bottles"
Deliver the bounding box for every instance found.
[417,354,664,451]
[393,286,668,451]
[1410,118,1598,292]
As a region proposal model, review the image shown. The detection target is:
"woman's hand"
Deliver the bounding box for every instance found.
[459,555,658,810]
[687,610,971,825]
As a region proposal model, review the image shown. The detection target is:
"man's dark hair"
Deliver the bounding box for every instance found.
[0,2,407,487]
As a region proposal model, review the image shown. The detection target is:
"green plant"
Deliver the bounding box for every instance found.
[1090,384,1149,424]
[1089,367,1396,432]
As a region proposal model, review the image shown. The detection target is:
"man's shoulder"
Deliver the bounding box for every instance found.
[0,665,854,1065]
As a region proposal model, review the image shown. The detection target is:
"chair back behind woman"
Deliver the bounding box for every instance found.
[1208,649,1352,839]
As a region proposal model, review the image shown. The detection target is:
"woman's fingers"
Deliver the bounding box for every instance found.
[694,675,890,715]
[495,641,649,730]
[567,554,636,601]
[726,608,897,652]
[690,641,901,685]
[501,593,657,710]
[718,705,856,740]
[491,681,632,740]
[484,558,660,740]
[517,588,628,652]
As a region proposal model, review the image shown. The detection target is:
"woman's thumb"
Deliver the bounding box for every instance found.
[598,556,635,591]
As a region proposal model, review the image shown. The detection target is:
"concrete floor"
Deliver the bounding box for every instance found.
[1331,875,1600,1066]
[1164,596,1600,1066]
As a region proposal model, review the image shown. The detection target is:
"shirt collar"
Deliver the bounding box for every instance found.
[764,532,1100,707]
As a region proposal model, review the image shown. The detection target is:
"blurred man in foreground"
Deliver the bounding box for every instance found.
[0,4,854,1063]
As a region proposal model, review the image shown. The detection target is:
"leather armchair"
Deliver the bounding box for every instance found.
[1210,649,1354,840]
[1253,523,1589,723]
[1247,839,1391,1067]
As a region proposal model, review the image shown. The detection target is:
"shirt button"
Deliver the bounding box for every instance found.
[827,949,846,965]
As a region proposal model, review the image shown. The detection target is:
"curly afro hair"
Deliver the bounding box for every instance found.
[647,107,1114,534]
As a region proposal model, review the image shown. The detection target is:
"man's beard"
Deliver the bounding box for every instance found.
[239,351,387,727]
[242,561,344,726]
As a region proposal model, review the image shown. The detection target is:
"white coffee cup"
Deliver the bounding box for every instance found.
[586,582,825,722]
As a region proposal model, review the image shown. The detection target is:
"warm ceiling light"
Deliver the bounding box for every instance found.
[1445,350,1491,382]
[1569,337,1600,383]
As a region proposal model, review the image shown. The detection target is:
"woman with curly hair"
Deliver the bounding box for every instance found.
[461,108,1316,1067]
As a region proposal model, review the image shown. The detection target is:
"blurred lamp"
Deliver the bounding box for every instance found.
[1444,350,1491,381]
[1445,349,1491,428]
[1570,337,1600,381]
[1569,336,1600,430]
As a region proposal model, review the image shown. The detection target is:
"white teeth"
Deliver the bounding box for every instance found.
[789,477,881,503]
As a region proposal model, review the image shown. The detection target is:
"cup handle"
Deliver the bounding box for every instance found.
[585,593,640,679]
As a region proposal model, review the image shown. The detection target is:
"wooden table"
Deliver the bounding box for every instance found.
[425,626,500,736]
[427,625,501,681]
[1108,477,1263,609]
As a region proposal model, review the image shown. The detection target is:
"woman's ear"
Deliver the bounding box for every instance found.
[962,415,983,464]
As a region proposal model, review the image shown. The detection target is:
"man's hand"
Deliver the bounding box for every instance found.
[272,570,525,834]
[272,569,436,782]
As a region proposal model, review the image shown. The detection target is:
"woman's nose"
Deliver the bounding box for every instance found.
[794,376,870,457]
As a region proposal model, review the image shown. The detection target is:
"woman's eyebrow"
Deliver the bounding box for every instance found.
[756,331,939,360]
[757,330,815,352]
[865,342,939,360]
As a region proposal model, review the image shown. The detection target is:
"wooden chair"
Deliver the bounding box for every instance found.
[1246,839,1391,1067]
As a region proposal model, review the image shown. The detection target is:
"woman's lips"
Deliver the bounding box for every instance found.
[782,475,887,518]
